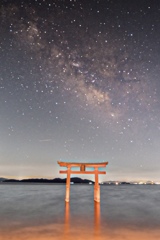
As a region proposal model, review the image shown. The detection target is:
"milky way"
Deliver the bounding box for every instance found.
[1,0,160,181]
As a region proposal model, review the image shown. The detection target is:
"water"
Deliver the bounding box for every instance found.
[0,184,160,239]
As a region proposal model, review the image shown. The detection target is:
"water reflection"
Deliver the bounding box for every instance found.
[64,201,101,239]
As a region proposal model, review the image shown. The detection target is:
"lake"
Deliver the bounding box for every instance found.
[0,184,160,239]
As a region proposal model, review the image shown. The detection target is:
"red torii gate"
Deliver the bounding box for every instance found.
[58,161,108,203]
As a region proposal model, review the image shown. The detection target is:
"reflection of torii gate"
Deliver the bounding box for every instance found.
[58,161,108,203]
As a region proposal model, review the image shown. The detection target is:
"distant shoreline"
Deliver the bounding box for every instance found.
[0,177,160,185]
[0,182,159,186]
[0,177,94,184]
[0,182,92,185]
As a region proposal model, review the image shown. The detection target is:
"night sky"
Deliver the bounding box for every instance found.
[1,0,160,181]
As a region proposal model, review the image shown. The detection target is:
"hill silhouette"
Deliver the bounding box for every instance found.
[2,177,94,184]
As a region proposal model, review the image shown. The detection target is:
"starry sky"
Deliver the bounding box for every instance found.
[0,0,160,181]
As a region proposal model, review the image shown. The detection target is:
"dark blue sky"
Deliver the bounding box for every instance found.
[0,0,160,181]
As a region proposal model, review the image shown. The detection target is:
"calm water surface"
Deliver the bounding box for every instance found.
[0,184,160,239]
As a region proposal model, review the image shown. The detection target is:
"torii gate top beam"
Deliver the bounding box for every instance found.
[58,161,108,168]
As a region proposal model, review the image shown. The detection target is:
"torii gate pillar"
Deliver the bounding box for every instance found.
[58,161,108,203]
[94,167,100,202]
[65,166,71,202]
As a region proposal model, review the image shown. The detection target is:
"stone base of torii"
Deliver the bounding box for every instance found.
[57,161,108,203]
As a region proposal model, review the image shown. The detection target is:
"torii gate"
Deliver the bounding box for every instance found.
[58,161,108,203]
